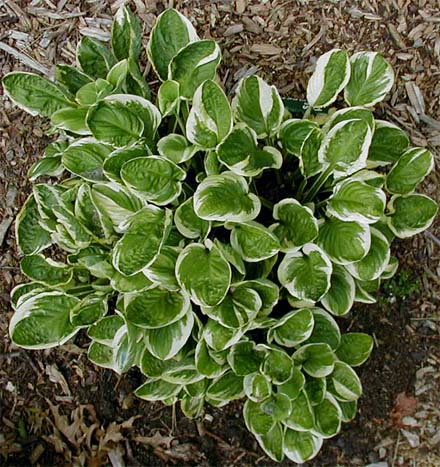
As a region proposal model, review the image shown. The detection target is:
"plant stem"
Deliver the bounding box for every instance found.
[260,197,274,210]
[303,164,334,203]
[295,178,308,200]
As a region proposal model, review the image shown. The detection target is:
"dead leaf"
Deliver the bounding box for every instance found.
[390,392,417,427]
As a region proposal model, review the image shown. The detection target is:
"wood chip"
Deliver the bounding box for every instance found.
[405,82,425,115]
[388,23,406,49]
[235,0,246,15]
[250,43,282,55]
[241,16,262,34]
[223,24,243,37]
[0,41,50,75]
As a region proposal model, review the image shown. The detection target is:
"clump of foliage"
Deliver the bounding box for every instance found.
[3,7,437,463]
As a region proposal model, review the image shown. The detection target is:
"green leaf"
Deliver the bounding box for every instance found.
[21,255,72,287]
[345,51,394,107]
[135,379,181,401]
[10,291,79,349]
[75,78,113,106]
[51,107,90,135]
[15,195,52,255]
[232,75,284,138]
[145,311,194,360]
[195,339,225,377]
[106,60,128,89]
[284,390,314,431]
[305,308,341,350]
[386,194,438,238]
[174,197,211,239]
[278,244,332,302]
[244,373,272,402]
[11,283,47,310]
[126,287,189,328]
[111,5,142,60]
[157,80,180,116]
[318,217,371,264]
[300,128,324,178]
[194,172,261,222]
[143,246,179,290]
[147,8,199,80]
[305,377,326,406]
[70,295,108,327]
[319,118,372,178]
[271,199,319,251]
[103,144,149,182]
[217,125,282,176]
[87,100,144,146]
[176,241,231,307]
[346,227,390,281]
[367,120,409,167]
[88,315,124,344]
[140,348,173,377]
[105,94,161,141]
[381,255,399,280]
[307,49,350,108]
[91,182,145,232]
[55,64,92,94]
[207,371,244,402]
[256,423,284,462]
[157,134,198,164]
[277,367,305,400]
[279,119,319,157]
[169,40,221,99]
[121,156,185,205]
[262,348,293,385]
[330,361,362,401]
[111,271,153,293]
[312,395,342,438]
[238,279,279,314]
[336,332,374,367]
[126,58,151,99]
[28,155,64,180]
[112,205,172,276]
[320,265,355,316]
[77,36,116,79]
[3,72,73,117]
[227,341,265,376]
[322,106,375,133]
[293,343,335,378]
[186,80,232,148]
[284,429,323,464]
[243,399,275,435]
[386,147,434,195]
[338,400,358,422]
[327,179,386,224]
[62,138,112,181]
[229,221,280,262]
[203,319,243,352]
[270,308,314,347]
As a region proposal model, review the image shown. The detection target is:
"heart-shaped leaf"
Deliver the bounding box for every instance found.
[176,241,231,307]
[271,199,319,251]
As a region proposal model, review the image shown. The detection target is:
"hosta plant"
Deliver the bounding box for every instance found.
[4,7,437,463]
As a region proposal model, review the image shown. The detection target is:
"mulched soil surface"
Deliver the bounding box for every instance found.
[1,1,440,466]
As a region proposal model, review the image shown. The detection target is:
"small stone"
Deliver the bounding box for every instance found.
[401,429,420,448]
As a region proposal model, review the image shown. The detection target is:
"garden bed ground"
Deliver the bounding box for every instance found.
[1,1,440,466]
